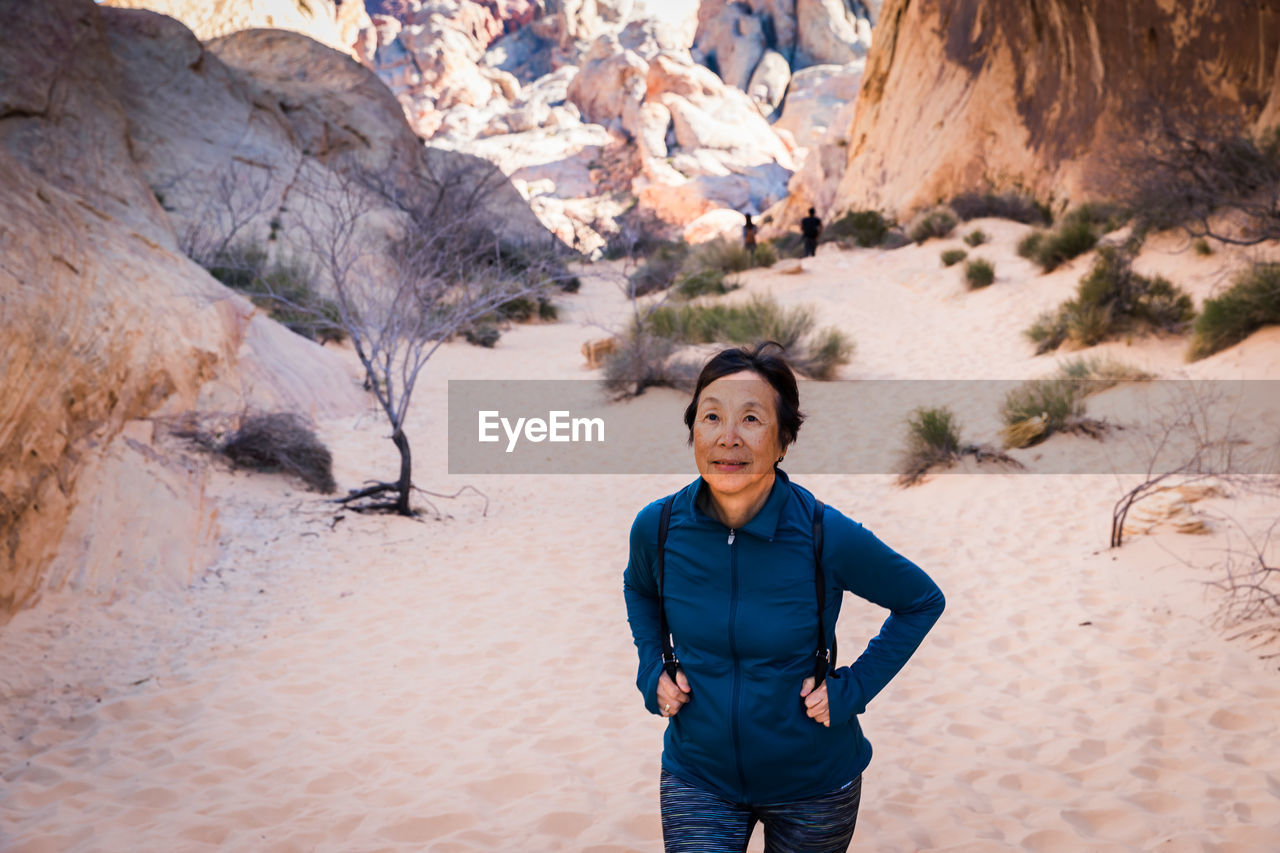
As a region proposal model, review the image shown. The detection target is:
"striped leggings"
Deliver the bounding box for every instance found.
[659,770,862,853]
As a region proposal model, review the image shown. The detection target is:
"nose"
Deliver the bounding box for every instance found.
[718,421,742,446]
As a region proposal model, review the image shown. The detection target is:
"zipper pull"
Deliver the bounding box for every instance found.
[727,529,736,545]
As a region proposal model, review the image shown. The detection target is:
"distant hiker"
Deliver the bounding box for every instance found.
[800,207,823,257]
[742,213,758,262]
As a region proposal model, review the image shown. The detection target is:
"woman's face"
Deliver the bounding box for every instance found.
[692,370,785,503]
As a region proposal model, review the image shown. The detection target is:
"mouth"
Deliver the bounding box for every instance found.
[710,460,750,472]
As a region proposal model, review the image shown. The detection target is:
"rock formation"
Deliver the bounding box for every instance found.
[0,0,547,623]
[804,0,1280,222]
[103,0,372,58]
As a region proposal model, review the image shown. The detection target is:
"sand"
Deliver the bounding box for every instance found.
[2,223,1279,852]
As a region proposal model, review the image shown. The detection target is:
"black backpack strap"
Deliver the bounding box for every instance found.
[656,496,679,681]
[812,500,835,688]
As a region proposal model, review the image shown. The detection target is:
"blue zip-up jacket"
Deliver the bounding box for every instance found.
[623,470,945,805]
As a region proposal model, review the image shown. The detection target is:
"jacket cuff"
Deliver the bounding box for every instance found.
[824,666,867,723]
[640,657,664,716]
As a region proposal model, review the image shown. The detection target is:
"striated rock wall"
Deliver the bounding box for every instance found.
[817,0,1280,220]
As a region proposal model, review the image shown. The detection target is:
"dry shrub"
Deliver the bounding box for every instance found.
[221,412,336,493]
[1189,261,1280,360]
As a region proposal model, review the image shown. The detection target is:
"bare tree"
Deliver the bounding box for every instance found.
[290,160,573,515]
[1110,381,1274,547]
[1115,107,1280,245]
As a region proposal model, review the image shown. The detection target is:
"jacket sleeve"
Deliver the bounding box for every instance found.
[820,509,945,725]
[623,501,666,716]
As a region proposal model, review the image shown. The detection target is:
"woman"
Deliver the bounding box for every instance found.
[623,342,945,852]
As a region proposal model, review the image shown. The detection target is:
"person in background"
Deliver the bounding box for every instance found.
[623,342,946,853]
[742,213,758,262]
[801,207,823,258]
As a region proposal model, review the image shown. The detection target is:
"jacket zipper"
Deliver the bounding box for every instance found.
[727,528,748,800]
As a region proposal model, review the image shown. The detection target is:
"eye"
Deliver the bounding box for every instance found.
[704,412,719,422]
[744,414,759,422]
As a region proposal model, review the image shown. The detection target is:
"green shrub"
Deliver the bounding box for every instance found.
[1192,238,1213,256]
[1053,355,1152,397]
[965,258,995,288]
[897,406,963,485]
[463,324,500,347]
[1189,262,1280,360]
[821,209,890,247]
[941,249,968,267]
[949,190,1050,224]
[881,228,913,249]
[908,207,959,243]
[1025,218,1098,272]
[963,229,988,247]
[1025,309,1068,353]
[1017,231,1044,259]
[221,412,336,493]
[1024,246,1195,353]
[1000,378,1086,448]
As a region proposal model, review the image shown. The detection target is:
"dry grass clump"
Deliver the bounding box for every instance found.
[948,190,1050,225]
[605,296,855,394]
[997,361,1142,449]
[821,209,892,248]
[964,258,995,288]
[908,206,959,243]
[963,229,988,247]
[1025,245,1195,353]
[1193,237,1213,256]
[940,249,968,267]
[897,406,1021,486]
[1189,261,1280,360]
[629,237,774,297]
[220,412,336,493]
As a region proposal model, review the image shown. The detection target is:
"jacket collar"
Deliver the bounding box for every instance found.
[686,467,794,540]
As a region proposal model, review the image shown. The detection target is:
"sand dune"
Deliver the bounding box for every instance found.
[2,228,1279,851]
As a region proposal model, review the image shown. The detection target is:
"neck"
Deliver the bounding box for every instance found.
[702,469,776,529]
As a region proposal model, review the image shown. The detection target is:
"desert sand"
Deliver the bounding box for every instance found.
[3,225,1279,852]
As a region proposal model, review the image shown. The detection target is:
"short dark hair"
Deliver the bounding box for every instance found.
[808,207,816,215]
[683,342,805,452]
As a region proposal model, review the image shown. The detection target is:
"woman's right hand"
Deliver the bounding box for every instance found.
[656,668,692,717]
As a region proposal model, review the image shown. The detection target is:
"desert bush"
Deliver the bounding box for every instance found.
[948,190,1050,224]
[644,295,853,379]
[1000,378,1087,448]
[1016,231,1044,260]
[1193,238,1213,256]
[908,207,959,243]
[881,227,913,249]
[601,330,687,397]
[221,412,336,493]
[674,268,741,299]
[896,405,1022,485]
[965,258,995,288]
[1025,246,1195,353]
[1022,218,1098,272]
[1118,116,1280,243]
[752,240,778,267]
[1189,262,1280,360]
[205,245,346,343]
[821,209,891,247]
[940,249,968,267]
[897,406,962,485]
[463,324,500,347]
[963,229,988,247]
[629,240,690,296]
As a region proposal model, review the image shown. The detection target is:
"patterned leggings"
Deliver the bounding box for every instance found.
[659,769,862,853]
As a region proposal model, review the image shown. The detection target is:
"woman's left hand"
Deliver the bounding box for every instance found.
[800,677,830,727]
